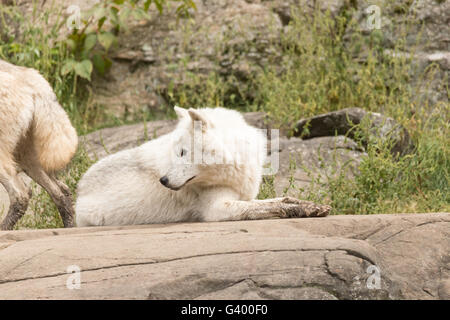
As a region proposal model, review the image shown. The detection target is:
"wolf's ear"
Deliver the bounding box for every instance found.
[188,108,212,129]
[174,105,189,119]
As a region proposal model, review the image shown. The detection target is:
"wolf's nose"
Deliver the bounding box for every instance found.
[159,176,169,186]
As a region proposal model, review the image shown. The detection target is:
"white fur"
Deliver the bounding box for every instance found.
[76,107,267,226]
[0,59,78,230]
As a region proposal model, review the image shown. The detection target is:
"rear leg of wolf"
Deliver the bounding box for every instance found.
[0,166,32,230]
[0,145,75,230]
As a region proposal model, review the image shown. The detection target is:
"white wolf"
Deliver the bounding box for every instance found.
[0,59,78,230]
[75,106,330,226]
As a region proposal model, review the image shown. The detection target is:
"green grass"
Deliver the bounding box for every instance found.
[0,2,448,228]
[251,7,449,214]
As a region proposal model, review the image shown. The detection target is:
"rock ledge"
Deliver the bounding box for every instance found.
[0,213,448,299]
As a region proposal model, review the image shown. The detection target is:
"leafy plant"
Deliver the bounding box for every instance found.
[62,0,196,81]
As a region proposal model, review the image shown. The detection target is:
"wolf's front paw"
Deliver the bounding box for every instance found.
[280,200,331,218]
[306,203,331,217]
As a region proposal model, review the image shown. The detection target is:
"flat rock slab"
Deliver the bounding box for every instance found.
[0,213,448,299]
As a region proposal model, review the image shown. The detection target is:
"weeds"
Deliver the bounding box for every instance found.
[254,6,449,214]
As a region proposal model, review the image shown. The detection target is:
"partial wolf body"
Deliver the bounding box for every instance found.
[76,107,330,227]
[0,59,78,230]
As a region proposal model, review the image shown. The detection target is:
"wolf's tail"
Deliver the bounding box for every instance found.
[32,94,78,172]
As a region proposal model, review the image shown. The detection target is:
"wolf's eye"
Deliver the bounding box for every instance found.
[180,148,187,157]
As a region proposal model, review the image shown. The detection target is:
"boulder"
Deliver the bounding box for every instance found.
[274,135,364,196]
[295,108,414,156]
[0,212,448,299]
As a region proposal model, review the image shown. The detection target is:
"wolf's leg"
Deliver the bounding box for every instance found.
[0,171,32,230]
[24,166,75,228]
[230,198,330,221]
[201,192,331,222]
[247,197,331,218]
[246,197,331,218]
[17,148,75,228]
[17,141,75,228]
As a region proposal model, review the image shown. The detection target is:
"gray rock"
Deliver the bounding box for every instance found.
[344,0,449,104]
[346,0,449,52]
[0,212,448,299]
[295,108,414,156]
[274,135,364,196]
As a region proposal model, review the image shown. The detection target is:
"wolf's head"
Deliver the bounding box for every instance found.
[159,106,224,190]
[159,106,266,197]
